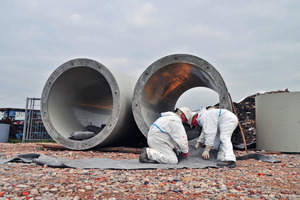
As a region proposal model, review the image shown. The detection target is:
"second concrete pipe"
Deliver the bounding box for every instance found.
[132,54,232,137]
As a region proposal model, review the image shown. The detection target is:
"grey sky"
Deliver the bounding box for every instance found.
[0,0,299,111]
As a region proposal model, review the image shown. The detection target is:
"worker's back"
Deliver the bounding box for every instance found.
[148,111,189,154]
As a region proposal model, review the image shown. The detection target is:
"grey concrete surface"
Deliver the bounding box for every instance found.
[41,58,143,150]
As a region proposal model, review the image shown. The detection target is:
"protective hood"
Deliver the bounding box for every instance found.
[197,106,207,116]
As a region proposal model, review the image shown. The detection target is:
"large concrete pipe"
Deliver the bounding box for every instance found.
[41,58,144,150]
[132,54,232,137]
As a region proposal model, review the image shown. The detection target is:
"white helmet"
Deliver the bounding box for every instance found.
[179,107,193,125]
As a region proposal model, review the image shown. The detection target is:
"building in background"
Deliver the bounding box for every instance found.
[0,108,27,140]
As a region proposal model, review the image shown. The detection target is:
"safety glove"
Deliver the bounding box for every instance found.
[195,142,204,150]
[202,146,212,160]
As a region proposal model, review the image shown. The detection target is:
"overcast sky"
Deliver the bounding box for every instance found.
[0,0,299,111]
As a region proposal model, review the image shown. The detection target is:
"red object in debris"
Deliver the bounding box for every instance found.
[21,191,29,196]
[257,173,265,177]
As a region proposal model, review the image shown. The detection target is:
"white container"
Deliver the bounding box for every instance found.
[256,92,300,153]
[0,123,10,143]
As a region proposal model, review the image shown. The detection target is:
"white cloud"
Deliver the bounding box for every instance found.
[129,2,157,25]
[185,25,229,42]
[70,14,83,23]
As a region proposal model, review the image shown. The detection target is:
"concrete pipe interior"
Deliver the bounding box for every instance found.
[48,67,112,138]
[41,59,127,150]
[133,54,232,138]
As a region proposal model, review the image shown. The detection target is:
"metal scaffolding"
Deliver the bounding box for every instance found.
[22,98,53,142]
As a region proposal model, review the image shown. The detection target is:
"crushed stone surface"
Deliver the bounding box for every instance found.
[0,143,299,199]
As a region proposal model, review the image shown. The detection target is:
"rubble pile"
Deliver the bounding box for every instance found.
[231,89,289,146]
[232,94,256,146]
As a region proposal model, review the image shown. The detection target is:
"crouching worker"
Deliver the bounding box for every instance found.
[139,107,193,164]
[192,106,238,168]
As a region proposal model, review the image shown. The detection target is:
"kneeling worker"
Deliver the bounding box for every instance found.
[139,107,193,164]
[192,106,238,167]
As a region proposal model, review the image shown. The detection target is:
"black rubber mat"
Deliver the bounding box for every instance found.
[0,140,280,169]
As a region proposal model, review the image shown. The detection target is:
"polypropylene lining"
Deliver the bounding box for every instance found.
[0,145,219,169]
[0,141,280,169]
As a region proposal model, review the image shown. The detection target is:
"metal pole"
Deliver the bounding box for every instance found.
[22,98,29,143]
[28,98,34,140]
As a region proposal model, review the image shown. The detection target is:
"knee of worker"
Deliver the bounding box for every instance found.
[157,151,178,164]
[166,156,179,165]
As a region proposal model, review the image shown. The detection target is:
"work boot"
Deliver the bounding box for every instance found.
[217,161,236,168]
[139,147,155,163]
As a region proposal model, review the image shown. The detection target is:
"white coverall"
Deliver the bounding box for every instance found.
[146,112,189,164]
[196,107,238,162]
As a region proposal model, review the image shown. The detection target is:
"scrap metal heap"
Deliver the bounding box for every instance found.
[231,89,289,146]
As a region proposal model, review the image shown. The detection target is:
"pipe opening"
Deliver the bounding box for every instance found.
[48,67,112,139]
[176,87,219,111]
[139,63,217,128]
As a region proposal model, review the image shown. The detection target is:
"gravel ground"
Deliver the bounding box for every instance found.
[0,143,299,200]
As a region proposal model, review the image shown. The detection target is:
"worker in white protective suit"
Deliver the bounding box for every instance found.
[191,106,238,168]
[139,107,193,164]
